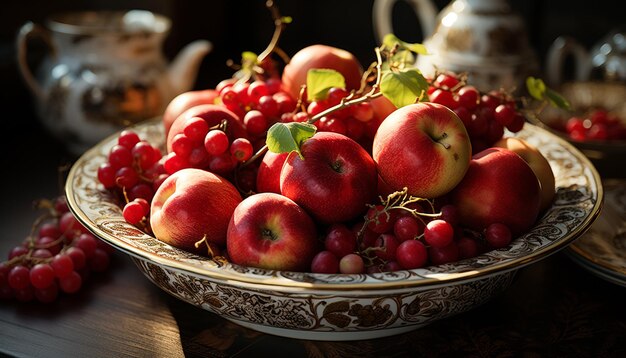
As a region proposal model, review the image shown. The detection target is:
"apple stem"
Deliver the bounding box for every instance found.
[433,132,451,149]
[330,160,343,173]
[261,228,278,241]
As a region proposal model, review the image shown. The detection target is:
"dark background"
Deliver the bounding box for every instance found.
[1,0,625,132]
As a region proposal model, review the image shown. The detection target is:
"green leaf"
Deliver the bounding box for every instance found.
[380,68,430,108]
[281,16,293,24]
[389,49,416,69]
[306,69,346,101]
[266,122,317,158]
[526,76,571,110]
[545,88,571,110]
[382,34,428,55]
[404,42,428,55]
[526,76,546,101]
[382,33,401,48]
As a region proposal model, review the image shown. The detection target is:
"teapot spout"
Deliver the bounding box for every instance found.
[168,40,212,95]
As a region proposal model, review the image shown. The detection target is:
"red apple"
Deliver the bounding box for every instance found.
[280,131,378,224]
[166,104,248,153]
[493,137,555,212]
[449,147,542,236]
[226,192,319,271]
[370,95,397,123]
[281,44,363,101]
[372,102,472,199]
[362,95,397,147]
[163,89,220,137]
[150,168,242,255]
[256,151,289,194]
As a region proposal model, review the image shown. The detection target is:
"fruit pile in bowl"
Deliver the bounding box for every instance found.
[65,117,601,340]
[525,81,626,177]
[65,9,602,340]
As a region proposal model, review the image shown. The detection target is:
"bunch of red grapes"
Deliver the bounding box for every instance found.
[427,73,526,153]
[0,197,114,303]
[292,87,379,147]
[560,108,626,142]
[310,198,512,274]
[162,80,292,182]
[217,79,378,150]
[96,130,169,229]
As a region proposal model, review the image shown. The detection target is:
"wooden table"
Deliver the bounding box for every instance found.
[1,126,625,357]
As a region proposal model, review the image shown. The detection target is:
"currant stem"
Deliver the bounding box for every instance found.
[257,0,288,63]
[305,47,385,126]
[240,144,268,169]
[356,187,438,248]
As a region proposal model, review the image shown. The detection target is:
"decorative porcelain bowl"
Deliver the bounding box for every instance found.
[526,81,626,178]
[65,118,602,341]
[566,178,626,287]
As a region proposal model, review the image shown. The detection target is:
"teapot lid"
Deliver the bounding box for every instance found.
[46,10,170,35]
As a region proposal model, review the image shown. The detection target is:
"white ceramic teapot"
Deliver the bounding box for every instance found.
[17,10,211,154]
[546,29,626,87]
[373,0,538,92]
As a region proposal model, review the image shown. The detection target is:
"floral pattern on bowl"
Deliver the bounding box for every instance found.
[567,179,626,286]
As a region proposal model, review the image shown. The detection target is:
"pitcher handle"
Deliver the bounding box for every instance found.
[545,36,592,87]
[372,0,438,45]
[16,22,53,100]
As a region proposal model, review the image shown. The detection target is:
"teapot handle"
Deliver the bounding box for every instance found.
[372,0,438,45]
[16,22,54,100]
[545,36,592,87]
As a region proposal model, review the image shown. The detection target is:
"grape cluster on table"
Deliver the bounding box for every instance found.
[0,197,114,303]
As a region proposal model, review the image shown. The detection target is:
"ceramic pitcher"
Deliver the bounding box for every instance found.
[17,10,211,154]
[373,0,538,92]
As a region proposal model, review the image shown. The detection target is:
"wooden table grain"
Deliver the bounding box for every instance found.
[1,126,626,358]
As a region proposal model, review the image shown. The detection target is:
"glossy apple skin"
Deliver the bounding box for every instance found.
[281,44,363,101]
[166,104,247,153]
[362,95,397,149]
[280,132,378,224]
[370,95,397,123]
[163,89,219,137]
[226,192,319,271]
[256,151,289,194]
[450,147,542,236]
[372,102,472,199]
[150,168,242,254]
[493,137,555,212]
